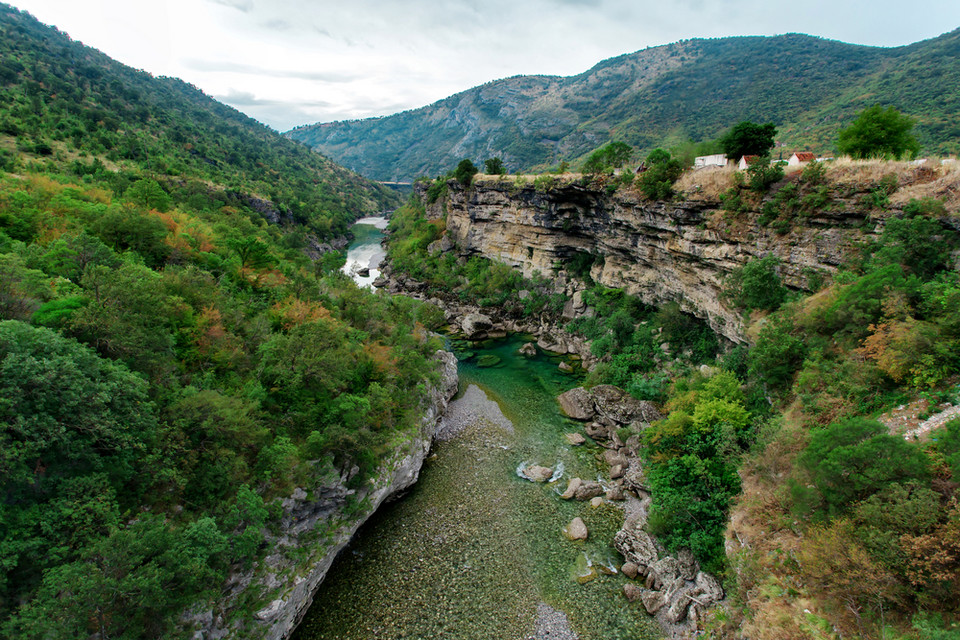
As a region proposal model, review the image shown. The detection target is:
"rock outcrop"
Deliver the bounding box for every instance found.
[186,351,459,640]
[441,179,872,342]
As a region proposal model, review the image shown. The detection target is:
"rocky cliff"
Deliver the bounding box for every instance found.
[439,176,873,342]
[187,351,459,640]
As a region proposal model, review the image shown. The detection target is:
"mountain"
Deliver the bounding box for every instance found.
[0,4,400,237]
[286,30,960,181]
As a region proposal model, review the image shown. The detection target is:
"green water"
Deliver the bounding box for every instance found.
[292,335,660,640]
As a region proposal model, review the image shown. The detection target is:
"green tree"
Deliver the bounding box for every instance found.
[720,121,777,159]
[453,159,478,187]
[582,141,633,174]
[637,148,683,199]
[837,105,920,160]
[484,157,505,175]
[724,255,788,312]
[796,418,929,514]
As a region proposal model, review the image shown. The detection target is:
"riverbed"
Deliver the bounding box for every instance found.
[291,218,659,640]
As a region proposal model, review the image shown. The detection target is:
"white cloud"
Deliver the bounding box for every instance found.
[7,0,960,130]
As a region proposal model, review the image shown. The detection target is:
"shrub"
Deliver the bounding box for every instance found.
[724,255,788,312]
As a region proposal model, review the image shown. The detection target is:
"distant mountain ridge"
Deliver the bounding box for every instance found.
[287,30,960,181]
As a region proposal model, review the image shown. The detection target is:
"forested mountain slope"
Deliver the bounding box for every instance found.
[287,30,960,181]
[0,6,442,639]
[0,4,400,235]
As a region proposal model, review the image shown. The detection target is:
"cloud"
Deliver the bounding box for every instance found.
[215,89,333,108]
[207,0,253,12]
[183,58,361,83]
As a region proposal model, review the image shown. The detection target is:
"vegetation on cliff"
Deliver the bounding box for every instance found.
[0,7,440,638]
[391,159,960,638]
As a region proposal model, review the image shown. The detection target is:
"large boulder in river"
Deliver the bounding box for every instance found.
[564,517,588,541]
[521,465,554,482]
[557,387,595,421]
[461,313,493,339]
[574,481,604,501]
[560,477,582,499]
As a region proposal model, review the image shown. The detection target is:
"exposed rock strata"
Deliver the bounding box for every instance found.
[441,180,872,342]
[187,351,458,640]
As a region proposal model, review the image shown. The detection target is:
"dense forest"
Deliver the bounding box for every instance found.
[0,5,448,638]
[389,160,960,639]
[288,29,960,181]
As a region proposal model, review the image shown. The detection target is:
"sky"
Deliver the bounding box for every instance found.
[8,0,960,131]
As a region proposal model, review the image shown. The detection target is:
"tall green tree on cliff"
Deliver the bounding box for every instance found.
[837,105,920,160]
[720,121,777,159]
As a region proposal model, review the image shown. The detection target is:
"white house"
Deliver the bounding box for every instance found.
[738,155,760,171]
[788,152,816,167]
[694,154,728,169]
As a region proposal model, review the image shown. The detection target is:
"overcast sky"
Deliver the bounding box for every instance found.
[9,0,960,131]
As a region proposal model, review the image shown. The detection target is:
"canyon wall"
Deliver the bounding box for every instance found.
[187,351,459,640]
[439,177,874,342]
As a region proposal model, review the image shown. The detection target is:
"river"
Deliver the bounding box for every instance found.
[292,217,660,640]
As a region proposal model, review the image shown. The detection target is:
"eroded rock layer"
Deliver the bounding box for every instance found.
[441,179,870,342]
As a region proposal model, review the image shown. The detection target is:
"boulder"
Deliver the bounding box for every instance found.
[610,464,624,479]
[614,526,659,571]
[564,517,588,541]
[603,449,628,468]
[558,361,574,373]
[557,387,595,421]
[461,313,493,339]
[564,432,586,446]
[584,421,608,440]
[641,590,667,615]
[623,583,643,603]
[519,342,537,357]
[605,485,625,501]
[521,465,554,482]
[574,481,604,501]
[592,385,664,424]
[590,496,603,508]
[621,562,639,580]
[560,477,582,500]
[677,548,699,581]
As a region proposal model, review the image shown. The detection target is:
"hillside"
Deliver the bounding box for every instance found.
[287,30,960,181]
[0,4,400,235]
[0,6,444,639]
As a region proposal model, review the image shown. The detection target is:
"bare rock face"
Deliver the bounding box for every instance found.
[557,387,596,420]
[444,180,871,343]
[460,313,494,339]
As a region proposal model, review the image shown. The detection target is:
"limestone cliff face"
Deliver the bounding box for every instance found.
[187,351,459,640]
[442,178,872,342]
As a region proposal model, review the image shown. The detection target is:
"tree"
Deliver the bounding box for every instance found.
[837,105,920,160]
[797,418,929,513]
[724,255,788,312]
[582,141,633,174]
[453,159,478,187]
[637,148,683,199]
[720,121,777,159]
[483,157,505,175]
